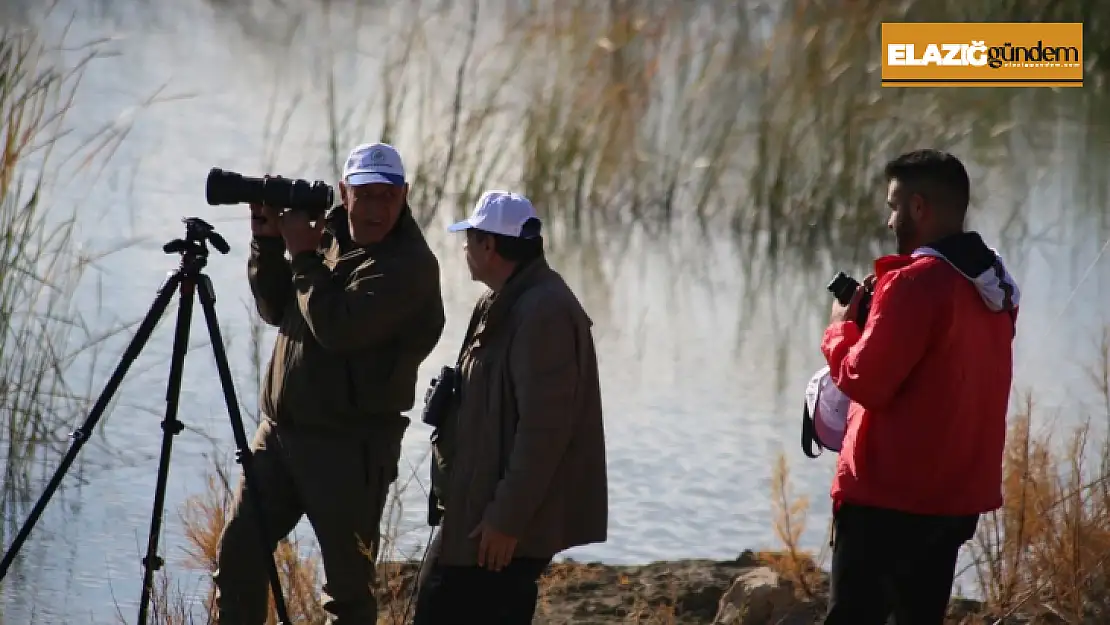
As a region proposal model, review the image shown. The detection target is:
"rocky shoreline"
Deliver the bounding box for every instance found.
[377,550,1008,624]
[532,552,821,624]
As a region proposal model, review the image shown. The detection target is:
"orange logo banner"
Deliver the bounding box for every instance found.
[881,22,1084,87]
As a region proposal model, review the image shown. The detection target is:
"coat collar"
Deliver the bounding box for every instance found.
[872,231,998,279]
[473,255,552,342]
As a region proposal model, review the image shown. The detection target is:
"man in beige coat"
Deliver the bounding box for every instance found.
[413,190,608,624]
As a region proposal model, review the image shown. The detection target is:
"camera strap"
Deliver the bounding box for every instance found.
[426,297,487,527]
[801,400,825,459]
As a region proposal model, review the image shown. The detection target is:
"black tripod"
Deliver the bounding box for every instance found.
[0,217,290,625]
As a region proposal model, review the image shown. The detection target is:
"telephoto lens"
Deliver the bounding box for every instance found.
[205,168,335,218]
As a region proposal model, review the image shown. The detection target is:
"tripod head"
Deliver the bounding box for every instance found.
[163,217,230,273]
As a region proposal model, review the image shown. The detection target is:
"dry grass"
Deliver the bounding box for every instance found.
[148,455,681,625]
[0,16,144,540]
[968,329,1110,623]
[766,452,827,601]
[968,357,1110,622]
[156,461,327,625]
[145,457,337,624]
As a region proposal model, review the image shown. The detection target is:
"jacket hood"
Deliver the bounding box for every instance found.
[912,231,1021,314]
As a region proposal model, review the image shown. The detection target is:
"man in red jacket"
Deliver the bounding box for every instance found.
[821,149,1021,625]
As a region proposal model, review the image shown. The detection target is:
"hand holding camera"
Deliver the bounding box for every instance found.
[250,202,281,237]
[248,197,323,255]
[279,209,325,256]
[827,271,875,328]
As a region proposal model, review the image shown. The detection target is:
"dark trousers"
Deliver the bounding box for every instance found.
[213,419,396,625]
[824,502,980,625]
[412,533,551,625]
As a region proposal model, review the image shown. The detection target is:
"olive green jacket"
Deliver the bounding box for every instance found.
[433,256,608,565]
[248,206,445,451]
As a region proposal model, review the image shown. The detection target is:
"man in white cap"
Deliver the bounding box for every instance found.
[413,190,609,624]
[215,142,445,625]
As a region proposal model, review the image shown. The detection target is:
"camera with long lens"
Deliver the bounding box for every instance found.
[827,271,872,327]
[205,168,335,218]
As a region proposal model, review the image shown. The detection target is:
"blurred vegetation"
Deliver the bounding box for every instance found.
[230,0,1110,282]
[0,23,136,542]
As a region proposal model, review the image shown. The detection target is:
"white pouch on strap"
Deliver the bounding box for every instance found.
[801,365,850,457]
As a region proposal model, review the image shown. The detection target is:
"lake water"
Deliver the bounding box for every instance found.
[1,1,1108,622]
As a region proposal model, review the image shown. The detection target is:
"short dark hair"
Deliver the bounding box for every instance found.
[472,217,544,263]
[883,149,970,223]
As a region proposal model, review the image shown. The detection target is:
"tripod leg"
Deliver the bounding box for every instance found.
[136,274,197,625]
[0,271,184,583]
[196,274,292,625]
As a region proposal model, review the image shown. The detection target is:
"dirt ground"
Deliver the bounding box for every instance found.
[377,551,830,624]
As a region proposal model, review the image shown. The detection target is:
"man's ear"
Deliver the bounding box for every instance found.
[909,192,928,221]
[401,183,410,203]
[338,180,348,205]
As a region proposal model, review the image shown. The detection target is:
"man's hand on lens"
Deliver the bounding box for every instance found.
[830,282,866,326]
[279,210,325,256]
[469,520,518,572]
[250,203,281,237]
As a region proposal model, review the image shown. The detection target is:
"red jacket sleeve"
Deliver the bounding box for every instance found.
[821,265,940,410]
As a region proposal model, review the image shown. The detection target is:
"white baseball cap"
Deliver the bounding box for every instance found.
[447,190,541,238]
[342,142,405,187]
[803,365,849,453]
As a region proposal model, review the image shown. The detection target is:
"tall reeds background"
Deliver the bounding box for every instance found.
[4,0,1110,622]
[0,20,141,545]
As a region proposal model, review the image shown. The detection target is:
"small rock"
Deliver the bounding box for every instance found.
[712,567,797,625]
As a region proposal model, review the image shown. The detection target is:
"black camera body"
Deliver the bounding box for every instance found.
[827,271,872,327]
[423,365,459,527]
[421,366,458,429]
[205,168,335,219]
